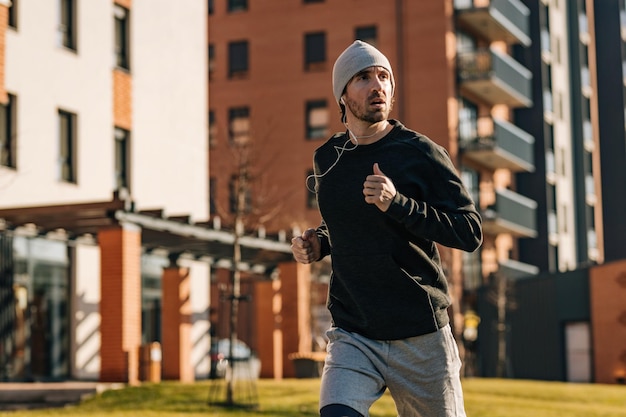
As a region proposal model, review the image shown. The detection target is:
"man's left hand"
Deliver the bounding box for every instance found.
[363,163,396,212]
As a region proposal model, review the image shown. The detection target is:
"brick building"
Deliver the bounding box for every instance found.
[209,0,626,383]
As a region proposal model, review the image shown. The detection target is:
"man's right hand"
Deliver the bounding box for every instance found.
[291,228,321,264]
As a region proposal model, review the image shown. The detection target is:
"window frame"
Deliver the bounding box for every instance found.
[228,106,250,146]
[58,109,77,184]
[114,127,130,192]
[305,99,329,140]
[8,0,17,29]
[0,94,17,169]
[228,40,249,79]
[355,26,377,46]
[114,5,130,70]
[58,0,77,51]
[227,0,247,13]
[304,32,326,71]
[208,110,217,147]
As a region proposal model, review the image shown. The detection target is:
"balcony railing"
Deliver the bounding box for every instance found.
[497,258,539,280]
[458,48,532,108]
[455,0,531,46]
[482,188,537,237]
[460,117,534,172]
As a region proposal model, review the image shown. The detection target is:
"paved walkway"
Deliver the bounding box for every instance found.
[0,381,117,410]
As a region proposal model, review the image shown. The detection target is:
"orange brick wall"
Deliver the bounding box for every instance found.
[161,265,194,382]
[255,279,282,378]
[114,0,132,9]
[99,226,142,384]
[589,259,626,383]
[113,70,132,130]
[208,1,457,233]
[0,4,8,104]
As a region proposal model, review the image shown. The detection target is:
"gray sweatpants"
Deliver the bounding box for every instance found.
[319,325,466,417]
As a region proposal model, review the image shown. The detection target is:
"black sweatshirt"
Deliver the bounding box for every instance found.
[313,120,482,340]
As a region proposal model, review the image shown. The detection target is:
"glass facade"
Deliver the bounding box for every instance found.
[1,236,70,381]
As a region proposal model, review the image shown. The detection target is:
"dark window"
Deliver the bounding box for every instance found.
[59,0,76,50]
[306,169,318,209]
[228,107,250,145]
[0,94,17,169]
[229,174,251,214]
[355,26,377,46]
[304,32,326,71]
[228,41,248,78]
[208,44,215,79]
[58,109,77,183]
[114,127,130,191]
[209,177,216,214]
[209,110,217,147]
[114,5,130,70]
[208,0,214,14]
[305,100,328,140]
[228,0,247,12]
[8,0,17,29]
[304,0,324,3]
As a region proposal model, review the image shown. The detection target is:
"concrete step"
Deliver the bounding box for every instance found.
[0,382,101,410]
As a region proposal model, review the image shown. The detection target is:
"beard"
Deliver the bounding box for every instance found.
[344,94,393,123]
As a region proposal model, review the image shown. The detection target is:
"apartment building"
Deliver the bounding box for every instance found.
[207,0,544,376]
[473,0,626,383]
[0,0,266,384]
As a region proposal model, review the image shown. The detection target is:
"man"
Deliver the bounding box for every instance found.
[291,40,482,417]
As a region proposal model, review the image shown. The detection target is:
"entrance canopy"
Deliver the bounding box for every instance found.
[0,193,293,272]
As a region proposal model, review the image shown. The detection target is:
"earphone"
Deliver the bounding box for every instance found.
[340,97,345,105]
[306,136,358,193]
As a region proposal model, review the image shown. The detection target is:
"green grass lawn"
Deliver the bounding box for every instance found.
[1,378,625,417]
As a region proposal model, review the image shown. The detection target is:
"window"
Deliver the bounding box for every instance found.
[355,26,377,46]
[58,0,76,50]
[306,169,318,209]
[304,32,326,71]
[114,5,130,70]
[208,44,215,79]
[8,0,17,29]
[114,127,130,191]
[456,30,476,53]
[58,109,77,183]
[228,107,250,145]
[208,0,214,14]
[304,0,324,3]
[228,0,247,12]
[0,94,16,169]
[209,177,216,215]
[209,110,217,147]
[229,174,251,214]
[458,98,478,143]
[306,100,329,140]
[228,41,248,78]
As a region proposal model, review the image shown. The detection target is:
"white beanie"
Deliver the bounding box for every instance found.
[332,40,395,106]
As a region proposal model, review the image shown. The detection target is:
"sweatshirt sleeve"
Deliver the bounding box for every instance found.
[384,144,483,252]
[315,220,331,260]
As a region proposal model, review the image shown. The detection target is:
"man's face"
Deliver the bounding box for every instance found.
[343,66,393,123]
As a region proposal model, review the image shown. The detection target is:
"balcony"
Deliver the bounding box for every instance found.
[482,188,537,237]
[458,48,532,107]
[455,0,531,46]
[460,117,534,172]
[497,258,539,280]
